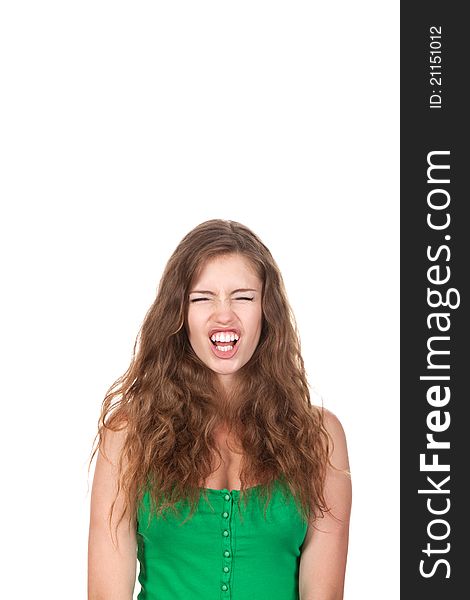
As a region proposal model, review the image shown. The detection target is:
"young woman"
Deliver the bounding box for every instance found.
[88,219,352,600]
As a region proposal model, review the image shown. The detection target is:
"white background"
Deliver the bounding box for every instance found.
[0,2,399,598]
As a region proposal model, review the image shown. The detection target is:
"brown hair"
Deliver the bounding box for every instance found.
[88,219,331,542]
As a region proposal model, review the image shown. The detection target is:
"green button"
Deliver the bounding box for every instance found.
[223,566,230,573]
[224,494,230,501]
[222,511,229,518]
[224,550,230,557]
[221,584,228,591]
[223,530,229,537]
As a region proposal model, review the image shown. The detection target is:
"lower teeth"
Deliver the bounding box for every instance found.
[216,345,233,352]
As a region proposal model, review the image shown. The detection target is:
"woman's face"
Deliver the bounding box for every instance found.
[187,253,263,388]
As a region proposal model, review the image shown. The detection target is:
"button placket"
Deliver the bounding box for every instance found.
[220,491,233,597]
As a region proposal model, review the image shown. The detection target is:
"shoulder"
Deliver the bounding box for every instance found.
[315,406,350,471]
[299,408,351,596]
[322,408,347,440]
[99,419,129,467]
[90,420,133,528]
[88,420,137,596]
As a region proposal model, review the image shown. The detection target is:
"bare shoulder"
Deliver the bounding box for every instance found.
[91,426,127,515]
[311,405,352,521]
[322,407,347,439]
[318,406,350,471]
[299,407,351,598]
[99,420,129,467]
[88,419,137,596]
[90,420,133,531]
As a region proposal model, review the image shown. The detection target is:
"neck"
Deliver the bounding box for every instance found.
[212,375,243,424]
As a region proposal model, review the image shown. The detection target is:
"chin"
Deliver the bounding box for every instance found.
[210,360,242,376]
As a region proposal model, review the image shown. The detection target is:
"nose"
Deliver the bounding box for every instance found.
[212,298,236,324]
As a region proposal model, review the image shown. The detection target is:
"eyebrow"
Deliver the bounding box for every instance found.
[189,288,258,295]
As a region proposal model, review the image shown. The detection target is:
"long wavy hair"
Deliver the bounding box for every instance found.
[88,219,332,543]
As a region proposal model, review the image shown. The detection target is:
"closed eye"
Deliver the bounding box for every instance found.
[189,296,255,303]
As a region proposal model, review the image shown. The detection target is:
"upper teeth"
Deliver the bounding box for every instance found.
[210,332,239,343]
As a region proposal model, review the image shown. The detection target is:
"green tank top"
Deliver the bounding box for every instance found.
[136,479,308,599]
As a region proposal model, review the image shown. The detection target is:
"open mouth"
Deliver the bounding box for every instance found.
[209,331,240,352]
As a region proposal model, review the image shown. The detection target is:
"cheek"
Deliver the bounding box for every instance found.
[246,309,263,339]
[186,311,198,341]
[187,310,208,345]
